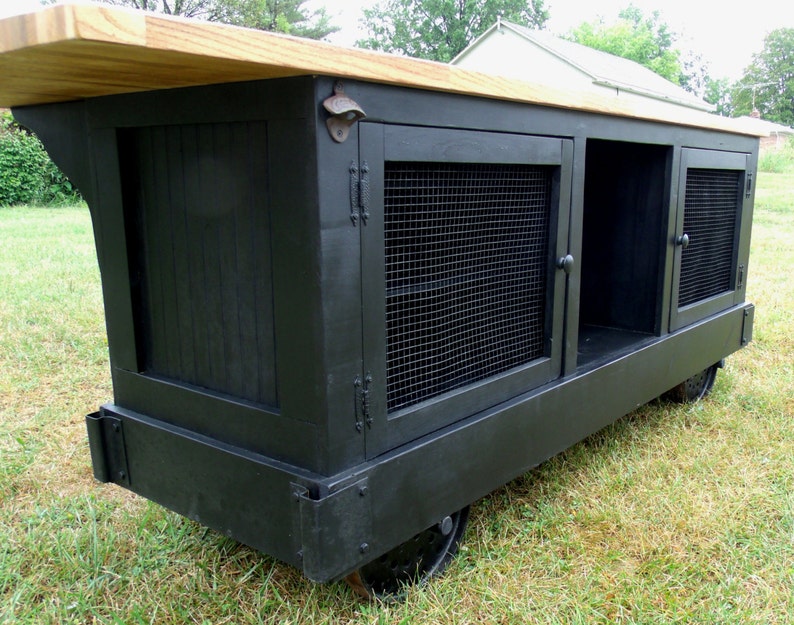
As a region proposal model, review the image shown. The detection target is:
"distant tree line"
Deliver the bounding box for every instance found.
[40,0,338,39]
[356,0,549,62]
[7,0,786,206]
[36,0,794,127]
[356,1,793,126]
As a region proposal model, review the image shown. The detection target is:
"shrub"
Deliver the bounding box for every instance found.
[0,111,81,206]
[758,136,794,173]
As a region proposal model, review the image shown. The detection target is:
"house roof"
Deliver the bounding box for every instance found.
[735,116,794,137]
[452,21,714,112]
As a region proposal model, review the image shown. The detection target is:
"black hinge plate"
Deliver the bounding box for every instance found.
[354,373,373,432]
[349,161,360,226]
[349,161,370,227]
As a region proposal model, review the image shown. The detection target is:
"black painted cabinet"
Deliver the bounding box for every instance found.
[13,75,758,584]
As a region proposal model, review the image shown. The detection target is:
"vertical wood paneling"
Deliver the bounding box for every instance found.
[122,121,278,407]
[165,125,196,382]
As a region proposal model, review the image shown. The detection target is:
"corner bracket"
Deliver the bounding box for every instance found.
[85,411,130,486]
[292,478,373,582]
[741,304,754,346]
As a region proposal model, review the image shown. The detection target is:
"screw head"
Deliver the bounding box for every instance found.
[359,543,370,554]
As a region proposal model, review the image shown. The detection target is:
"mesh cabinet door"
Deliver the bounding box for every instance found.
[670,149,753,331]
[360,124,572,457]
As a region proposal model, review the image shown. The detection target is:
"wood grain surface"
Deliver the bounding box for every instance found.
[0,4,762,136]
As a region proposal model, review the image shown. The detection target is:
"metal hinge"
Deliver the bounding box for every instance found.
[354,373,373,432]
[745,172,753,199]
[349,161,370,227]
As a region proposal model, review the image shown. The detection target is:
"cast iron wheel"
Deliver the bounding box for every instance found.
[664,363,720,403]
[345,506,470,599]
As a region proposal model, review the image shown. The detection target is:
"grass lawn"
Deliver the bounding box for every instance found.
[1,173,793,624]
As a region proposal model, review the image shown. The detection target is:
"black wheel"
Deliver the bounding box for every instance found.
[345,506,470,599]
[664,363,720,403]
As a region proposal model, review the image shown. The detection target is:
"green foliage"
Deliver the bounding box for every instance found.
[62,0,339,38]
[217,0,338,39]
[40,0,205,18]
[0,112,80,207]
[79,0,220,19]
[732,28,794,126]
[704,76,735,117]
[567,4,683,85]
[357,0,550,62]
[758,138,794,173]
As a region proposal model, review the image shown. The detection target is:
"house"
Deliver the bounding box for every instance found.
[451,19,714,115]
[739,114,794,151]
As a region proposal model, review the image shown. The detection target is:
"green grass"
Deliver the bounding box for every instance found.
[1,171,793,624]
[758,138,794,174]
[754,171,794,214]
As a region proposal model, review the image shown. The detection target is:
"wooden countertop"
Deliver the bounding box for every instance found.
[0,3,762,136]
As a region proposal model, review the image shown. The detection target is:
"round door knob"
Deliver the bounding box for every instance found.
[557,254,575,274]
[677,233,690,249]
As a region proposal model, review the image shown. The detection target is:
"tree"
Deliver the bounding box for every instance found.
[41,0,220,19]
[216,0,338,38]
[732,28,794,126]
[568,5,682,85]
[40,0,338,39]
[678,50,709,99]
[704,76,735,117]
[357,0,550,63]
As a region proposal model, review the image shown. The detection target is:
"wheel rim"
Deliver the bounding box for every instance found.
[684,365,717,401]
[665,363,719,403]
[346,506,470,599]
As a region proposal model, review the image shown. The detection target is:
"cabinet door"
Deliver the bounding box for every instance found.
[359,124,573,458]
[670,149,752,331]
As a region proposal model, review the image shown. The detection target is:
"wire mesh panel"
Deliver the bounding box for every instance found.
[679,168,740,308]
[384,162,553,413]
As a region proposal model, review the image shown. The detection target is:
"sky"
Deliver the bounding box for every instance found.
[2,0,793,80]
